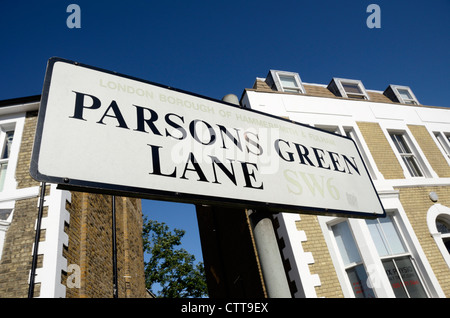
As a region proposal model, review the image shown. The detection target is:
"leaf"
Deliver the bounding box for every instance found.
[142,217,208,298]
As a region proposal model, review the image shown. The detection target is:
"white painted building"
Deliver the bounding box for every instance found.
[0,96,70,297]
[240,70,450,298]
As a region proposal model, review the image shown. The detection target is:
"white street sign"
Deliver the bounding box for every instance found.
[31,58,385,218]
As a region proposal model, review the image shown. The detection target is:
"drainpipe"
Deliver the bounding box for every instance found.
[28,182,46,298]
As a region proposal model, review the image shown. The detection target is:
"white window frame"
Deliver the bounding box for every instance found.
[323,216,392,298]
[321,210,437,298]
[313,124,380,180]
[0,129,15,192]
[269,70,305,94]
[0,119,20,193]
[330,219,376,298]
[366,214,430,298]
[390,85,419,105]
[427,204,450,270]
[333,78,370,100]
[388,130,430,178]
[0,208,13,261]
[314,124,340,135]
[433,131,450,162]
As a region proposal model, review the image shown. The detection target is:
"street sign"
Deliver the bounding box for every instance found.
[31,58,385,218]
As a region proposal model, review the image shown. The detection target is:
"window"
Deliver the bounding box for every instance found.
[0,130,14,191]
[315,125,340,135]
[325,212,438,297]
[328,78,369,100]
[436,217,450,254]
[267,70,305,94]
[313,125,377,180]
[434,132,450,160]
[0,208,13,261]
[390,85,419,105]
[344,127,377,180]
[427,204,450,269]
[278,75,301,93]
[332,221,375,298]
[342,82,365,99]
[390,132,424,177]
[367,216,428,298]
[397,89,416,105]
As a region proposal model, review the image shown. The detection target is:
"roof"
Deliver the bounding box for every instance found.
[0,95,41,116]
[251,78,394,103]
[0,95,41,107]
[248,78,444,109]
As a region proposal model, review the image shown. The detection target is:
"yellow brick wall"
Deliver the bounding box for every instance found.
[0,112,42,297]
[296,213,344,298]
[395,186,450,297]
[63,191,146,298]
[408,125,450,178]
[357,121,405,179]
[16,111,41,189]
[0,196,43,297]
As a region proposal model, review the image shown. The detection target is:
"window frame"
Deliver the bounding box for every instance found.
[390,85,419,105]
[0,121,18,192]
[324,211,433,298]
[0,129,15,191]
[433,131,450,162]
[331,219,376,298]
[332,78,370,100]
[269,70,305,94]
[0,208,13,261]
[436,217,450,254]
[366,214,430,298]
[313,124,379,180]
[427,204,450,269]
[388,130,429,178]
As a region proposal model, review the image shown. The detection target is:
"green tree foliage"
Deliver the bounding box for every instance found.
[142,217,208,298]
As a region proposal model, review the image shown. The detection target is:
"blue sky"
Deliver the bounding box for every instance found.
[1,1,449,263]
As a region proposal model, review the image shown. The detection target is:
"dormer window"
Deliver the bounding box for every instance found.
[328,78,369,100]
[266,70,305,94]
[394,86,419,105]
[383,85,419,105]
[341,82,365,99]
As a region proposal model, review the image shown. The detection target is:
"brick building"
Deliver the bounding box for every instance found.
[236,70,450,298]
[0,95,147,297]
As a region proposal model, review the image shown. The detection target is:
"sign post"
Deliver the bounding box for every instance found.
[112,195,118,298]
[248,209,291,297]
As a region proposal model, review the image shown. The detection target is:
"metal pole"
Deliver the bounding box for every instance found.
[112,195,118,298]
[248,209,291,298]
[28,182,46,298]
